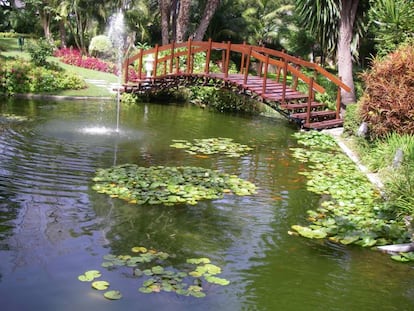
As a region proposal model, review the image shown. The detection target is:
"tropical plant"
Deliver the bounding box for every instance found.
[368,0,414,56]
[359,43,414,138]
[295,0,370,105]
[26,37,55,66]
[240,0,294,47]
[89,35,113,58]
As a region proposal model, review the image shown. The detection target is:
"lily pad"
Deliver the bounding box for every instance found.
[186,258,211,265]
[170,137,253,158]
[291,225,327,239]
[103,290,122,300]
[204,275,230,286]
[92,164,256,206]
[78,270,101,282]
[92,280,110,290]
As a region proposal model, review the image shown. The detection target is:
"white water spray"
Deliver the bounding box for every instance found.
[108,10,125,133]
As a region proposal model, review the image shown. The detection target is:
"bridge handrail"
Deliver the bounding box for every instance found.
[122,39,351,109]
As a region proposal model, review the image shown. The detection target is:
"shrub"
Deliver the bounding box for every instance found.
[359,43,414,139]
[26,38,55,66]
[343,103,362,136]
[0,57,85,95]
[89,35,113,58]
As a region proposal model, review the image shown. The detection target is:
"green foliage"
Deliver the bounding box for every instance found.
[170,137,253,158]
[190,86,262,114]
[360,133,414,172]
[26,38,54,66]
[369,0,414,56]
[359,43,414,138]
[92,164,257,206]
[121,92,139,104]
[290,131,411,251]
[343,103,362,136]
[78,248,230,300]
[0,57,85,95]
[89,35,113,58]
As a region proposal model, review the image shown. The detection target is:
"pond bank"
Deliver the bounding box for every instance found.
[323,127,384,191]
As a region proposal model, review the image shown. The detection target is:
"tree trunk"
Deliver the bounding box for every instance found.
[176,0,191,42]
[159,0,170,45]
[171,0,179,42]
[39,10,52,40]
[337,0,358,105]
[192,0,221,41]
[59,19,67,48]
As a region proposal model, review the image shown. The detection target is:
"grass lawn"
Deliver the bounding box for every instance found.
[0,37,119,97]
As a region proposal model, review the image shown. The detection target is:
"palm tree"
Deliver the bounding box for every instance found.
[240,0,294,47]
[296,0,369,105]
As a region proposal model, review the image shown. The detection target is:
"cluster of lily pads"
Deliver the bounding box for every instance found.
[92,164,257,206]
[78,247,230,300]
[170,137,253,157]
[290,131,413,261]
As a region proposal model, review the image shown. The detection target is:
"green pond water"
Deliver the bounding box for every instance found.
[0,98,413,310]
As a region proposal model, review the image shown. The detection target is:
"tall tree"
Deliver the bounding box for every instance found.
[159,0,170,44]
[191,0,221,41]
[296,0,369,105]
[176,0,191,42]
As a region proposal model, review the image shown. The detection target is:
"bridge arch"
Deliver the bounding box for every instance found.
[122,39,351,130]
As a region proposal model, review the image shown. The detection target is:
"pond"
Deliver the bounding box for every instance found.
[0,98,413,310]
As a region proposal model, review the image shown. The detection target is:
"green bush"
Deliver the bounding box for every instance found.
[359,43,414,138]
[26,38,55,66]
[0,57,85,95]
[89,35,113,58]
[190,86,261,114]
[343,103,362,136]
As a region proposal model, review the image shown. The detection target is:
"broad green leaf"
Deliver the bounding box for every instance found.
[186,258,211,265]
[204,275,230,286]
[92,280,110,290]
[104,290,122,300]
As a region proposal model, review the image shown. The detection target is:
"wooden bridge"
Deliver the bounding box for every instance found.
[122,39,351,130]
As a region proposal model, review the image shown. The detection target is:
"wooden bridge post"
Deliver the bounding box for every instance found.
[262,54,269,94]
[221,41,226,73]
[153,44,159,78]
[244,46,252,85]
[186,39,192,74]
[224,41,231,78]
[122,59,129,84]
[240,41,247,74]
[281,58,288,105]
[138,49,143,80]
[306,77,315,125]
[169,41,175,74]
[204,38,212,74]
[336,77,342,119]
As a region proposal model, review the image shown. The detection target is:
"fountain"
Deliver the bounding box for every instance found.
[108,9,126,133]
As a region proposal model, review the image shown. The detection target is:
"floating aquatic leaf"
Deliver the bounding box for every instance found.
[92,164,256,206]
[170,137,253,158]
[291,225,327,239]
[290,131,410,262]
[186,258,211,265]
[101,262,114,268]
[204,275,230,286]
[103,290,122,300]
[340,236,360,245]
[151,265,164,275]
[78,270,101,282]
[391,254,411,262]
[92,280,110,290]
[139,287,152,293]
